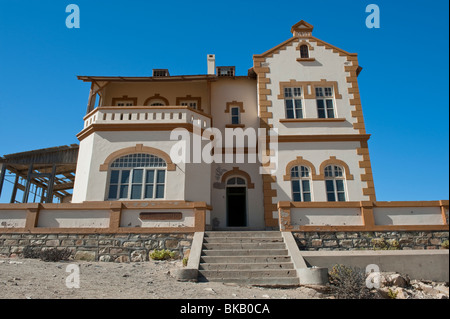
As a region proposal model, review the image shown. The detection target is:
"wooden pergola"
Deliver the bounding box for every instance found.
[0,145,79,203]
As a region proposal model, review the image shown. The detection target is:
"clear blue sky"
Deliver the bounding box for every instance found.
[0,0,448,201]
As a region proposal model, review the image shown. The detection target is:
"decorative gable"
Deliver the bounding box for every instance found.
[290,20,314,37]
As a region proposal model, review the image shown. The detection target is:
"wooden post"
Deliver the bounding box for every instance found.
[10,174,19,203]
[0,163,5,198]
[45,164,57,203]
[194,209,206,232]
[440,200,449,226]
[22,164,33,203]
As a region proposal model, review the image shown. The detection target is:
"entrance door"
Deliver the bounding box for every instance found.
[226,177,247,227]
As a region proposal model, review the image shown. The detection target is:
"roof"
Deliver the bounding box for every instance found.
[0,144,79,165]
[77,73,256,83]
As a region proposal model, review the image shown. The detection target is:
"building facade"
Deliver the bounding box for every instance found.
[71,20,375,230]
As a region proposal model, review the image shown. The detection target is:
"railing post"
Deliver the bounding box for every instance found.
[440,200,449,225]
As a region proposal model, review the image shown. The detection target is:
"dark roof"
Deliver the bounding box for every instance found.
[0,144,79,165]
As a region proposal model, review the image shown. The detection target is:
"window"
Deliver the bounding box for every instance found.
[217,66,235,77]
[299,45,309,59]
[284,87,303,119]
[324,165,346,202]
[231,106,240,125]
[180,101,198,109]
[227,177,246,186]
[290,166,312,202]
[107,153,166,200]
[116,101,134,107]
[316,87,335,118]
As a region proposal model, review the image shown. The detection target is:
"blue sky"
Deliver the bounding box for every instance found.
[0,0,448,202]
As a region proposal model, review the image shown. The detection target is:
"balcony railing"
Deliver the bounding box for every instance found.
[83,106,211,130]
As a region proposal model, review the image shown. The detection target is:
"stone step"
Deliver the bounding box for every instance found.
[198,269,297,279]
[200,255,292,264]
[202,277,300,287]
[201,249,288,256]
[203,237,283,244]
[199,262,295,270]
[202,243,286,250]
[204,231,282,238]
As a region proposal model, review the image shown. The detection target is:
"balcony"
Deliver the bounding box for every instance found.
[82,106,211,130]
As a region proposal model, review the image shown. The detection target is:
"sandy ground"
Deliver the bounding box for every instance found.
[0,258,323,299]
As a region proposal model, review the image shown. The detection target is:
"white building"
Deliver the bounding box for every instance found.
[71,20,375,230]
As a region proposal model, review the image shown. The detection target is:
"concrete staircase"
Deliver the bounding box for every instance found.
[198,231,300,287]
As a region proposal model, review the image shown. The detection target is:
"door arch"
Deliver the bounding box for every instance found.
[226,176,248,227]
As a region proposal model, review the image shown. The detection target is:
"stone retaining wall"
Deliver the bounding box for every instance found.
[0,233,193,262]
[293,231,449,251]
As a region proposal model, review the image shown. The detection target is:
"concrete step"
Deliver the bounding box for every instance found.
[198,276,300,287]
[198,269,297,279]
[203,237,283,244]
[204,231,282,238]
[200,255,292,264]
[199,262,295,270]
[202,243,286,250]
[201,249,288,256]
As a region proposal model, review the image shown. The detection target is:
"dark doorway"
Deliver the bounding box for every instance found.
[226,186,247,227]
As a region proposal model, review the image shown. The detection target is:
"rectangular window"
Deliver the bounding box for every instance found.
[291,180,311,202]
[108,168,165,200]
[316,87,335,119]
[326,180,346,202]
[180,101,198,109]
[284,87,303,119]
[231,107,240,124]
[326,180,336,201]
[115,101,134,107]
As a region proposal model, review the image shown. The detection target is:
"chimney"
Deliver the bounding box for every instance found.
[207,54,215,75]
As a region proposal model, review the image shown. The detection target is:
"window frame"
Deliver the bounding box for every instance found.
[107,153,167,200]
[284,87,304,119]
[290,165,312,202]
[324,165,346,202]
[299,45,309,59]
[230,106,240,125]
[316,87,336,119]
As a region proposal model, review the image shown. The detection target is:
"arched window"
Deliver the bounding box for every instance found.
[148,100,166,106]
[226,177,246,186]
[291,166,311,202]
[324,165,346,202]
[107,153,166,200]
[299,45,309,59]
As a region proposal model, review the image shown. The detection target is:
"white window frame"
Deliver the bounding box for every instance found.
[290,165,312,202]
[316,87,335,119]
[284,87,304,119]
[180,100,198,110]
[107,154,167,200]
[324,165,346,202]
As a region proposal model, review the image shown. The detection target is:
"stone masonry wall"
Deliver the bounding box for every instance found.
[293,231,449,251]
[0,233,193,262]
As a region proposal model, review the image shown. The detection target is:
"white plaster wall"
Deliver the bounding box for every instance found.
[74,131,187,202]
[210,78,258,136]
[72,133,95,203]
[0,210,27,228]
[265,38,358,136]
[274,141,368,204]
[290,207,363,226]
[120,209,195,228]
[210,162,264,229]
[374,207,444,226]
[37,210,110,228]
